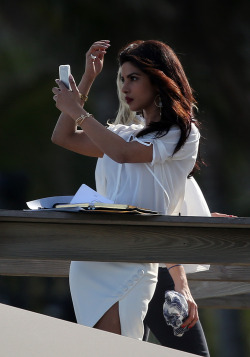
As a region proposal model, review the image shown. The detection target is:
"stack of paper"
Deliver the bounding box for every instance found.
[26,184,158,215]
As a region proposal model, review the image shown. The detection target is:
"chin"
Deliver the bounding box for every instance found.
[129,104,141,112]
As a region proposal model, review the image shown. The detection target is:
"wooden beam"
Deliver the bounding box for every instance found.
[1,210,250,310]
[188,264,250,282]
[0,259,70,277]
[189,281,250,299]
[1,209,249,228]
[197,294,250,309]
[1,210,250,265]
[1,260,250,284]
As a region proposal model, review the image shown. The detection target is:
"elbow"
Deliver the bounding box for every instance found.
[113,148,138,163]
[113,143,134,163]
[51,133,57,145]
[51,132,62,146]
[114,152,128,164]
[116,157,125,164]
[51,133,56,144]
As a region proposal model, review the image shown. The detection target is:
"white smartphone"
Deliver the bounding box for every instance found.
[59,64,71,90]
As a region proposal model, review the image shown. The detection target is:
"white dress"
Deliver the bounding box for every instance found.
[69,123,200,340]
[180,177,211,274]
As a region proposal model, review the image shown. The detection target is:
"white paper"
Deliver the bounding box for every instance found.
[70,184,113,204]
[26,196,73,209]
[26,184,113,211]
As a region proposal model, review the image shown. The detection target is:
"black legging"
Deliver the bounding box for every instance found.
[143,268,210,357]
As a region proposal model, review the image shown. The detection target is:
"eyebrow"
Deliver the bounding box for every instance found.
[121,72,141,79]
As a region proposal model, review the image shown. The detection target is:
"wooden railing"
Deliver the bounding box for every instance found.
[1,209,250,309]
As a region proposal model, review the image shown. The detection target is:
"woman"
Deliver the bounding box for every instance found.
[51,39,201,340]
[114,70,210,356]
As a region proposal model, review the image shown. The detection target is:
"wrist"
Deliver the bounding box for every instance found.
[174,272,189,292]
[79,73,95,88]
[168,264,182,271]
[79,93,88,107]
[74,110,94,126]
[71,106,85,121]
[174,277,189,290]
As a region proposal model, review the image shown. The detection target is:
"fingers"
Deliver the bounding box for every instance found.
[53,75,77,95]
[52,80,64,102]
[87,40,110,59]
[52,86,60,95]
[55,79,70,91]
[52,86,60,101]
[52,75,81,115]
[68,74,78,92]
[211,212,237,217]
[181,301,199,329]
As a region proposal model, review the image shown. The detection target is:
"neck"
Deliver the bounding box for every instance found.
[143,107,161,126]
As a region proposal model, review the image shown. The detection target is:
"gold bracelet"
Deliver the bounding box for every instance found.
[79,93,88,102]
[75,112,93,126]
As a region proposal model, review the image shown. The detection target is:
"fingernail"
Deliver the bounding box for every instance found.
[181,324,185,328]
[188,326,192,329]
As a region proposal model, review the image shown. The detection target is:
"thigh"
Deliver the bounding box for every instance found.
[144,268,210,357]
[94,302,121,335]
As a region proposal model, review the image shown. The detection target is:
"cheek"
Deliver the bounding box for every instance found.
[144,90,156,105]
[143,83,157,100]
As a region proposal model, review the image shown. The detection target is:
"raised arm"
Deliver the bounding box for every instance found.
[51,40,110,158]
[55,75,153,162]
[52,41,154,163]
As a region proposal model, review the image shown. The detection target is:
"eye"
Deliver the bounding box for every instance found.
[130,75,138,81]
[120,76,124,83]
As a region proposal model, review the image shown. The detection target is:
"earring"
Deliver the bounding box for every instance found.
[154,94,163,116]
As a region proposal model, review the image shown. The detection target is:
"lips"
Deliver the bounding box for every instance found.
[125,96,133,104]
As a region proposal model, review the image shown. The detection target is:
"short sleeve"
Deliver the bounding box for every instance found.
[131,127,178,164]
[107,124,129,135]
[107,123,144,135]
[133,125,200,165]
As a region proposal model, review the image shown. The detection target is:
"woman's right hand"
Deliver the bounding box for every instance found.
[84,40,110,80]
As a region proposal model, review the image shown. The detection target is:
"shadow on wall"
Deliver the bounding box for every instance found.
[0,171,30,210]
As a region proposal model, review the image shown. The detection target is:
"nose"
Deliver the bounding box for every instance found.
[121,81,129,93]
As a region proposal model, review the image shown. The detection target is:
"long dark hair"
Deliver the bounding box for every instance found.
[118,40,200,156]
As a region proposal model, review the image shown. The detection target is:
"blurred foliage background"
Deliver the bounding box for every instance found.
[0,0,250,356]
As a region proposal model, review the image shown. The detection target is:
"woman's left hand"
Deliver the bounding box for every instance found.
[211,212,237,218]
[85,40,110,80]
[174,283,199,329]
[52,75,82,118]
